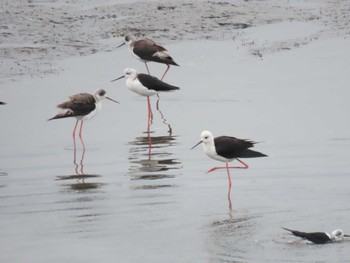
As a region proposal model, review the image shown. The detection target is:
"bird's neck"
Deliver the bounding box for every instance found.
[203,142,216,156]
[128,42,134,52]
[95,100,102,112]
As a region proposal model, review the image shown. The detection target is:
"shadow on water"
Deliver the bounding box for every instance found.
[56,149,105,191]
[0,171,8,189]
[207,211,260,262]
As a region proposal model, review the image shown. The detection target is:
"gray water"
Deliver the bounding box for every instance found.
[1,40,350,262]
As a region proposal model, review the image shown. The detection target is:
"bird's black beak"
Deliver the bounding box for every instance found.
[344,234,350,238]
[111,75,125,82]
[117,42,126,48]
[191,140,203,150]
[106,96,120,104]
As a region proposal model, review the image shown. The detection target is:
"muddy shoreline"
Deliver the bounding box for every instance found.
[1,0,349,81]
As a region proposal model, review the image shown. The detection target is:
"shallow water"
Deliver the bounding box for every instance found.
[1,37,350,262]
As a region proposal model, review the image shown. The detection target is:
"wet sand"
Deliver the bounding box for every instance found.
[1,1,350,262]
[1,0,349,81]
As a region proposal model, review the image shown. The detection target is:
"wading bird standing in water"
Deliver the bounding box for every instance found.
[111,67,179,125]
[191,130,267,209]
[111,68,179,157]
[117,35,179,80]
[48,89,119,149]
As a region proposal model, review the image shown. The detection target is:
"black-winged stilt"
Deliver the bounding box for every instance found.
[282,227,350,244]
[192,130,267,209]
[111,68,179,120]
[48,89,119,149]
[117,35,179,80]
[191,130,267,188]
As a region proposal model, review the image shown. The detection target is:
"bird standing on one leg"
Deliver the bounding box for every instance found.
[191,130,267,187]
[48,89,119,149]
[117,35,179,80]
[192,130,267,209]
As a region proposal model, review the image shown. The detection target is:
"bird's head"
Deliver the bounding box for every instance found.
[124,35,137,45]
[330,229,350,242]
[191,130,214,150]
[94,89,119,104]
[110,68,138,83]
[200,130,214,144]
[123,68,138,80]
[117,35,137,48]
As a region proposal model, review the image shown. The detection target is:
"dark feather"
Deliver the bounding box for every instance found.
[133,40,179,66]
[48,110,75,120]
[282,227,331,244]
[58,93,95,114]
[214,136,267,159]
[137,74,180,92]
[49,93,96,120]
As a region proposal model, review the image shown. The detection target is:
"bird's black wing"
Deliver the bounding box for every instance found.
[133,40,165,60]
[57,93,96,116]
[133,40,178,66]
[214,136,255,159]
[282,227,330,244]
[134,39,166,52]
[137,74,179,92]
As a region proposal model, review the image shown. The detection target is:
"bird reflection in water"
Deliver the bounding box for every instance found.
[207,214,258,261]
[56,148,104,191]
[128,131,182,189]
[55,149,106,230]
[156,95,173,135]
[73,147,85,176]
[142,87,176,156]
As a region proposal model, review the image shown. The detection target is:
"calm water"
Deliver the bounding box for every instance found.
[1,39,350,262]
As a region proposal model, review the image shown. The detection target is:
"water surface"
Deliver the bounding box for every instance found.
[1,38,350,262]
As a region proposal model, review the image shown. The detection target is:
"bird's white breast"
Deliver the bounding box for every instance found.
[82,101,100,120]
[126,78,157,97]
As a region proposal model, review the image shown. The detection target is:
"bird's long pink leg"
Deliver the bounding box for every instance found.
[225,161,233,210]
[147,96,153,122]
[144,62,151,75]
[236,158,249,168]
[161,64,170,81]
[226,161,232,188]
[147,96,151,119]
[72,119,79,150]
[78,121,86,150]
[228,185,233,211]
[73,142,78,174]
[206,158,249,174]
